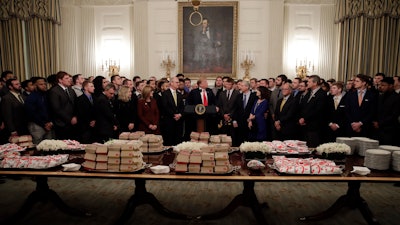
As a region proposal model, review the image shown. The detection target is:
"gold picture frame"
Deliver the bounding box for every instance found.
[178,1,238,79]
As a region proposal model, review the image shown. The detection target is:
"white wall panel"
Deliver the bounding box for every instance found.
[238,1,270,79]
[57,0,337,82]
[94,5,131,77]
[318,3,336,80]
[148,1,178,79]
[80,7,96,77]
[59,6,79,74]
[283,4,320,78]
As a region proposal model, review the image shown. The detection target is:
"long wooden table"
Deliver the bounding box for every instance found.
[1,152,400,225]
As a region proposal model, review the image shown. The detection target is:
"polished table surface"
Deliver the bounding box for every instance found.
[1,152,399,225]
[1,152,400,182]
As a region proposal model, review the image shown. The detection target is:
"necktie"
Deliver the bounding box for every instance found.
[277,89,281,98]
[17,94,24,104]
[358,90,364,106]
[280,97,286,112]
[307,91,314,103]
[172,90,177,106]
[202,90,208,106]
[89,95,93,105]
[334,96,339,110]
[243,94,247,109]
[227,90,231,100]
[65,88,70,98]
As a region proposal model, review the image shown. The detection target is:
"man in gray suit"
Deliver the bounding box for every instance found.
[269,74,288,140]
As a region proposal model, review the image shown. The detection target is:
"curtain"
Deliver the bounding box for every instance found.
[336,0,400,81]
[0,18,25,80]
[0,0,61,80]
[25,18,60,77]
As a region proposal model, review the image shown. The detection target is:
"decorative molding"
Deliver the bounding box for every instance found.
[284,0,335,5]
[60,0,133,7]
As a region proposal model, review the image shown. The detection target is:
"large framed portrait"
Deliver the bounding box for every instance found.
[178,1,238,78]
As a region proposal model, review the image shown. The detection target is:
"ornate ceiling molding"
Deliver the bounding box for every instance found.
[60,0,133,7]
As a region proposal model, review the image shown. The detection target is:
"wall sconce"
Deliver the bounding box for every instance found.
[295,58,314,80]
[101,59,120,77]
[161,51,176,80]
[240,50,255,81]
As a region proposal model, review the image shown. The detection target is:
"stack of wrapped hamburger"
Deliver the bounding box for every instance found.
[82,144,108,170]
[174,142,230,173]
[138,134,164,153]
[83,141,144,172]
[119,131,146,140]
[209,134,232,146]
[9,135,34,148]
[190,132,210,144]
[272,155,342,175]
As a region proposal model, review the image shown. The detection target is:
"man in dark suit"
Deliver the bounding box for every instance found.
[0,70,14,97]
[374,77,400,145]
[326,82,348,142]
[345,74,377,138]
[274,83,299,141]
[232,80,257,146]
[298,75,328,148]
[25,77,54,144]
[218,77,239,136]
[186,77,219,134]
[1,78,28,138]
[75,81,96,144]
[48,71,77,140]
[94,83,119,142]
[160,77,185,146]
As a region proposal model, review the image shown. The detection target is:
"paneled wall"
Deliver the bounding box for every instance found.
[283,1,336,79]
[59,0,337,80]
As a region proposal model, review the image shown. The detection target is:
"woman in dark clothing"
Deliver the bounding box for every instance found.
[137,85,160,134]
[248,86,269,141]
[93,76,109,98]
[115,85,138,133]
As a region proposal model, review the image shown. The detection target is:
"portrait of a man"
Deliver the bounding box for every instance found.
[179,2,238,78]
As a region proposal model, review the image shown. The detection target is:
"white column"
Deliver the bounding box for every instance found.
[80,7,96,77]
[132,0,149,77]
[318,3,336,80]
[267,0,285,76]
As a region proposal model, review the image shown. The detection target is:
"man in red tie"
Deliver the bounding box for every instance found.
[186,77,219,134]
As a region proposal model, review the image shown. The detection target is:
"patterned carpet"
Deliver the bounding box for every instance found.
[1,177,400,225]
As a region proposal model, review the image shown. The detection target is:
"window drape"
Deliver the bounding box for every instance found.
[336,0,400,81]
[0,0,61,80]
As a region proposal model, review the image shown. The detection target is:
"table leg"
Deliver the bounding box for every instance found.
[114,179,190,225]
[299,181,380,225]
[199,181,268,225]
[2,176,91,224]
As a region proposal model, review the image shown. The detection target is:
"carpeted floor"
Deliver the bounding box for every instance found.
[1,177,400,225]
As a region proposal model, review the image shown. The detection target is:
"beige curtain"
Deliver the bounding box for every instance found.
[0,18,25,81]
[25,18,60,77]
[0,0,61,80]
[336,0,400,81]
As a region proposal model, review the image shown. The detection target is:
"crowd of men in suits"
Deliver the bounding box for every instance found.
[1,70,400,149]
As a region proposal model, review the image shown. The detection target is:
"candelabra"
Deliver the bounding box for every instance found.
[240,51,255,81]
[161,54,175,80]
[295,58,314,80]
[101,59,120,76]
